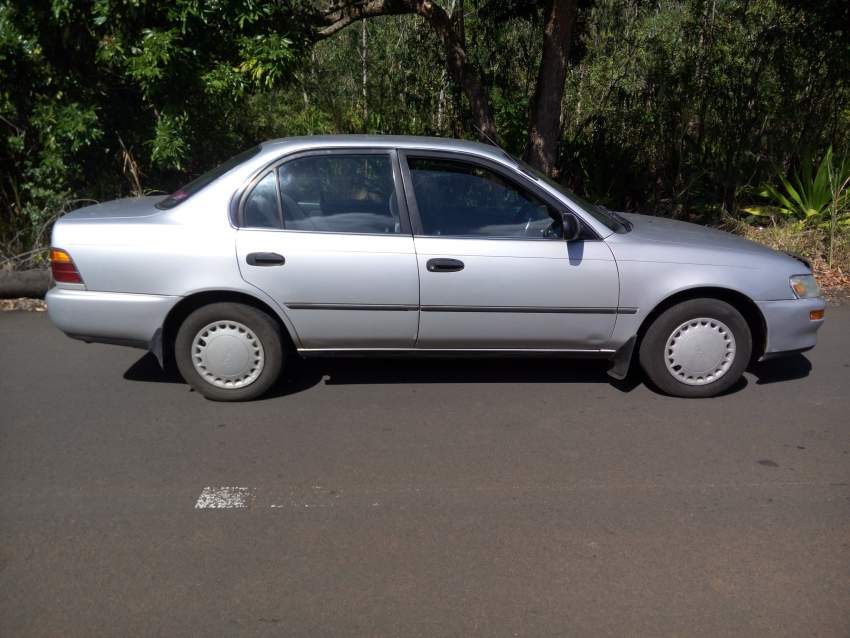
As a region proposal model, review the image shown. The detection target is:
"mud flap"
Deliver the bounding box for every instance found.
[150,327,165,368]
[607,336,636,380]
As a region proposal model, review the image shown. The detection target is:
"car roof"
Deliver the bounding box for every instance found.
[259,134,512,163]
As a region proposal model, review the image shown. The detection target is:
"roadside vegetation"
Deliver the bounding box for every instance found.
[1,0,848,289]
[735,147,850,291]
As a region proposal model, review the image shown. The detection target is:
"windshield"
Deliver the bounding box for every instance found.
[512,157,630,233]
[156,145,262,209]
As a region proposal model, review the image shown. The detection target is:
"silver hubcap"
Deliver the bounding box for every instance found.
[665,317,736,386]
[191,320,265,389]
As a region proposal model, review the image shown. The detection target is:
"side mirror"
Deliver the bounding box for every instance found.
[560,211,581,241]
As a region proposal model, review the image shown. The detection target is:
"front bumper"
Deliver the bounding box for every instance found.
[756,297,826,358]
[46,287,179,350]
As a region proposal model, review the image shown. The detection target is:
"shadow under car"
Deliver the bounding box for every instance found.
[123,350,812,399]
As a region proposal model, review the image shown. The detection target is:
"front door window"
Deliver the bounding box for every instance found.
[406,157,562,239]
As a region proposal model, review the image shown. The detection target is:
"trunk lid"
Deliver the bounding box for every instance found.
[60,196,164,221]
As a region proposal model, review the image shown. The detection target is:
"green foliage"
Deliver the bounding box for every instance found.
[0,0,314,250]
[749,151,834,221]
[238,34,295,88]
[742,147,850,269]
[124,28,182,88]
[0,0,310,258]
[1,0,849,267]
[150,112,190,170]
[560,0,850,218]
[745,148,850,223]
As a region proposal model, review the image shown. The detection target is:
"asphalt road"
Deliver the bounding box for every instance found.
[1,307,848,637]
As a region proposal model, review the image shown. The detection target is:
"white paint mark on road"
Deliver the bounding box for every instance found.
[266,485,344,509]
[195,486,254,509]
[195,479,843,510]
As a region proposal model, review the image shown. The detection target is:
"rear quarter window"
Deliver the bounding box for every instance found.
[156,146,262,210]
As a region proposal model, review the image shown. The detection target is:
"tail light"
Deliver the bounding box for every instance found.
[50,248,84,284]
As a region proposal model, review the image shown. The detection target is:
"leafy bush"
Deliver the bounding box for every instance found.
[0,0,309,265]
[742,147,850,267]
[744,148,849,223]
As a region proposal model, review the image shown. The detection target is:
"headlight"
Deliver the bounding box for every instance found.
[790,274,821,299]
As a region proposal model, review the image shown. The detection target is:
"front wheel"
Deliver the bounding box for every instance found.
[175,302,284,401]
[638,298,752,398]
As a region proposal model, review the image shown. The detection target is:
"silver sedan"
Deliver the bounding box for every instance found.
[47,135,826,400]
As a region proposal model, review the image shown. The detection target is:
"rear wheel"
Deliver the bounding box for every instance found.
[639,298,751,398]
[175,302,284,401]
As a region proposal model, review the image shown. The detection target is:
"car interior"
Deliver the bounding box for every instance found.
[242,154,401,234]
[241,153,562,238]
[408,158,561,238]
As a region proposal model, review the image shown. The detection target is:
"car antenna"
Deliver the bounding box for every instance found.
[472,124,508,155]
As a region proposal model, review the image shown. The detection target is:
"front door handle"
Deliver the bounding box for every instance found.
[246,252,286,266]
[426,258,465,273]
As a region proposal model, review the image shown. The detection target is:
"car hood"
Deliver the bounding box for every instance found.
[618,212,780,257]
[61,196,164,221]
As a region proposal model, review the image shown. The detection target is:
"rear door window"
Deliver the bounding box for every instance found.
[277,154,401,234]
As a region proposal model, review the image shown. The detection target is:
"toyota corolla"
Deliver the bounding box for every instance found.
[47,135,825,400]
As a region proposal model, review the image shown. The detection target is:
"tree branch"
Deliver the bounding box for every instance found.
[317,0,411,39]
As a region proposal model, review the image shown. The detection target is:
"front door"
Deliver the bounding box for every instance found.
[400,153,620,350]
[236,150,419,349]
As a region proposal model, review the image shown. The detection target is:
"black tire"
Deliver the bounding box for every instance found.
[175,302,284,401]
[638,298,752,398]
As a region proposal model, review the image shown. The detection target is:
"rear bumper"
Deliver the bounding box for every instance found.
[756,297,826,358]
[46,287,179,349]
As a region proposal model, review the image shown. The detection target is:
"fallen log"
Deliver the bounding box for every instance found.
[0,269,51,299]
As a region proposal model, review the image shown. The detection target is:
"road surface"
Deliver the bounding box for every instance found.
[1,307,848,636]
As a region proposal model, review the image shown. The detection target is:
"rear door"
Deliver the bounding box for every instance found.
[399,151,620,350]
[236,149,419,350]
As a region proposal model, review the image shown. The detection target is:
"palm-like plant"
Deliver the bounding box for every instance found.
[751,148,836,221]
[827,153,850,267]
[742,147,850,268]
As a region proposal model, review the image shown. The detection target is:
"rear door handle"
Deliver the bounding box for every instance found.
[246,252,286,266]
[426,258,465,273]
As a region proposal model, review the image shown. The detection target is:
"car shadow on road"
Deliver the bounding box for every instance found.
[123,351,645,398]
[123,353,182,383]
[124,351,808,399]
[748,353,812,385]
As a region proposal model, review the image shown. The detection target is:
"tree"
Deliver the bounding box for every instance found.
[3,0,849,264]
[314,0,579,175]
[0,0,312,255]
[526,0,577,175]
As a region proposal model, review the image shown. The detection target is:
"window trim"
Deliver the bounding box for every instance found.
[234,148,413,236]
[397,149,600,241]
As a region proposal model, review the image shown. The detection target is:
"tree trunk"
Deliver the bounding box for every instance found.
[317,0,499,143]
[361,20,369,129]
[525,0,578,176]
[408,0,498,142]
[0,269,51,299]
